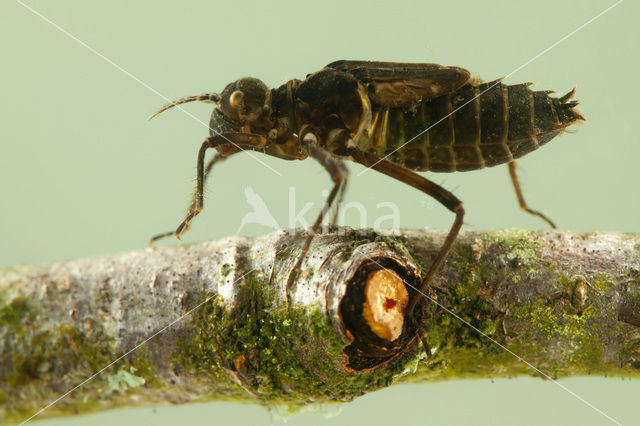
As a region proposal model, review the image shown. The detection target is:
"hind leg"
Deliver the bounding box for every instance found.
[348,148,465,316]
[508,161,556,228]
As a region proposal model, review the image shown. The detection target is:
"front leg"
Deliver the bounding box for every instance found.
[286,126,348,292]
[149,144,242,245]
[150,132,267,246]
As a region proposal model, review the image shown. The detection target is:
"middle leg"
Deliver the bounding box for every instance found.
[286,130,348,292]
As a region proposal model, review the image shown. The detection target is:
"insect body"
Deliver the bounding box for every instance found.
[150,60,584,343]
[358,80,580,172]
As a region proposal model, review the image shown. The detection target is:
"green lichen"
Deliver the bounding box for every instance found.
[506,299,606,375]
[591,272,617,294]
[482,230,539,263]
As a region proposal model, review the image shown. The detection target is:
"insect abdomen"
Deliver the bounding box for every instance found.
[370,82,584,172]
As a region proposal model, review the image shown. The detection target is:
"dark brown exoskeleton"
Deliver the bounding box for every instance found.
[150,60,584,362]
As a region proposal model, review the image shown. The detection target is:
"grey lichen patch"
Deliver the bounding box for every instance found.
[104,366,145,395]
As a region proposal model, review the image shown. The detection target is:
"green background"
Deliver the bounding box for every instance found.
[2,0,638,425]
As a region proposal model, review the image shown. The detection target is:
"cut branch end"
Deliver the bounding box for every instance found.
[362,269,408,341]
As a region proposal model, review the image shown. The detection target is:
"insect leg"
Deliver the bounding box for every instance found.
[348,149,464,315]
[329,178,348,227]
[418,324,432,361]
[325,127,352,226]
[149,133,267,245]
[508,161,556,228]
[149,145,242,245]
[286,130,348,292]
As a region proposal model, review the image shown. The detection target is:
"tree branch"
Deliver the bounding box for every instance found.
[1,229,639,424]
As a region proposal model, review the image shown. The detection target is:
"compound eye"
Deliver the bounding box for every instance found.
[229,90,245,109]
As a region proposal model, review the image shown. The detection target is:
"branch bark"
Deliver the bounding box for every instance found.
[1,228,639,424]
